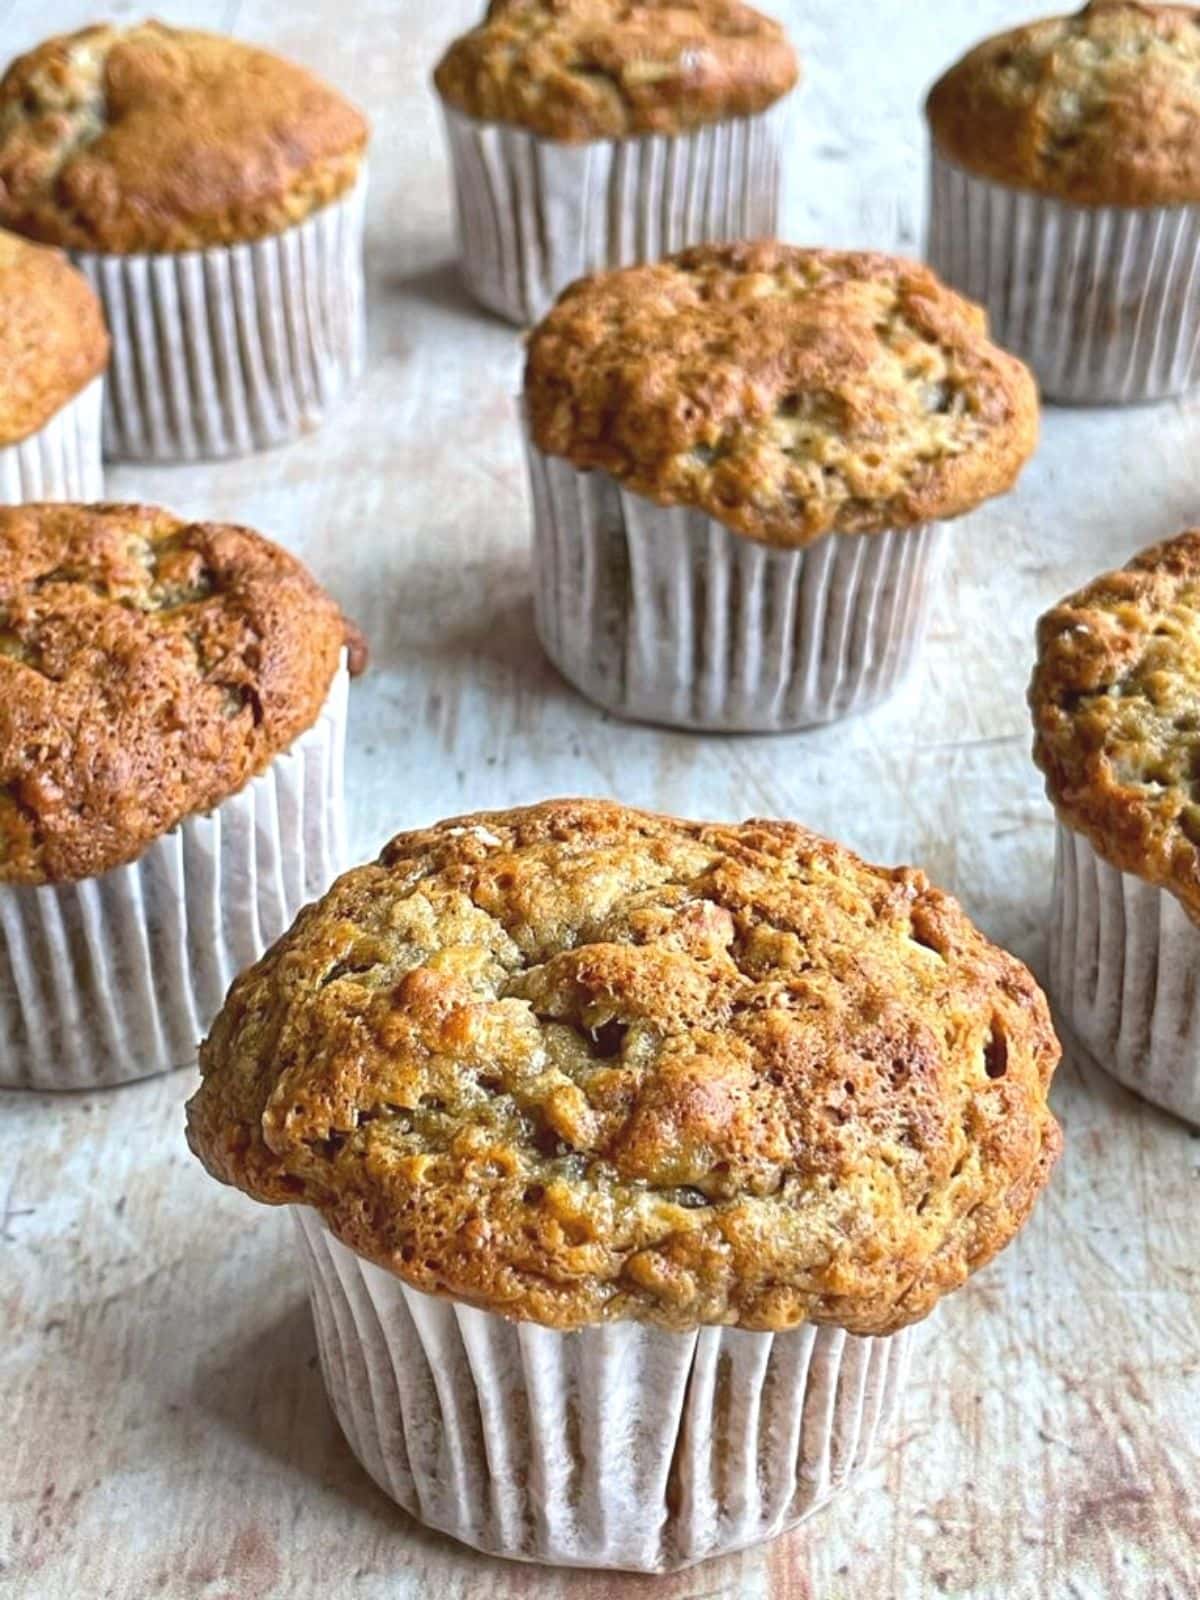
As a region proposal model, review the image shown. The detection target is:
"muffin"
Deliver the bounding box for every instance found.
[0,22,369,461]
[0,230,107,502]
[433,0,799,325]
[0,502,361,1092]
[186,798,1062,1572]
[927,2,1200,404]
[522,243,1039,731]
[1032,531,1200,1123]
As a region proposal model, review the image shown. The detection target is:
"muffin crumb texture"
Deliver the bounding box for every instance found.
[0,229,107,444]
[187,799,1062,1334]
[928,1,1200,206]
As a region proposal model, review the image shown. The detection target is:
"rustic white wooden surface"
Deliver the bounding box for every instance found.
[2,3,1198,1596]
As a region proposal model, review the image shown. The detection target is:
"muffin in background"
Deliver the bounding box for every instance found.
[0,231,107,502]
[1032,531,1200,1124]
[186,798,1062,1572]
[434,0,799,325]
[522,242,1039,732]
[0,22,368,461]
[927,1,1200,405]
[0,502,362,1092]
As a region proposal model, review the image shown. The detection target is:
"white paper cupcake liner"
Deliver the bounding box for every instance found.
[525,442,947,731]
[0,377,104,503]
[1048,821,1200,1125]
[0,659,349,1092]
[442,101,788,326]
[927,147,1200,404]
[72,174,367,462]
[294,1209,913,1573]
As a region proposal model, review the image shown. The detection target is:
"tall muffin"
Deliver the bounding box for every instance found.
[434,1,799,325]
[927,2,1200,404]
[523,243,1039,731]
[0,503,360,1092]
[0,231,107,502]
[1032,532,1200,1124]
[187,799,1062,1572]
[0,22,368,460]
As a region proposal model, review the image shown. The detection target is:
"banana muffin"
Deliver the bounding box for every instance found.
[1032,530,1200,1122]
[433,0,800,324]
[0,230,107,503]
[0,501,361,1091]
[522,242,1039,730]
[187,798,1062,1570]
[0,22,369,458]
[927,2,1200,402]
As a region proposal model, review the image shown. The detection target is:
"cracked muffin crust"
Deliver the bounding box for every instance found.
[186,799,1062,1334]
[524,243,1040,548]
[927,2,1200,207]
[0,22,368,252]
[0,502,362,886]
[434,0,798,142]
[0,229,107,445]
[1032,531,1200,921]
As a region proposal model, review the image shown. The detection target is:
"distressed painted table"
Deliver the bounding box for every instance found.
[1,2,1197,1596]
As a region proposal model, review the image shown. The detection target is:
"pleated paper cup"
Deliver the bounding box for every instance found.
[525,441,947,731]
[927,146,1200,405]
[1048,820,1200,1125]
[73,173,367,462]
[0,378,104,504]
[294,1209,914,1573]
[441,101,788,326]
[0,659,349,1092]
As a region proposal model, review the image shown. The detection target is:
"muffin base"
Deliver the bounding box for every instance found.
[1048,822,1200,1125]
[0,660,349,1092]
[73,176,367,462]
[442,102,787,326]
[927,148,1200,405]
[0,378,104,504]
[295,1210,913,1573]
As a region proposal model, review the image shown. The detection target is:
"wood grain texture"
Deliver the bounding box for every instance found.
[1,3,1198,1597]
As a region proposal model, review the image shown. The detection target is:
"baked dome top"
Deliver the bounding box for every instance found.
[927,2,1200,206]
[0,503,359,885]
[0,229,107,445]
[434,0,799,141]
[524,243,1040,548]
[1032,531,1200,919]
[0,22,368,252]
[186,799,1062,1335]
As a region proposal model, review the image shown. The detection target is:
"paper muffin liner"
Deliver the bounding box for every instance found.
[1048,821,1200,1125]
[927,147,1200,405]
[72,174,367,462]
[524,441,948,731]
[294,1209,914,1573]
[0,377,104,504]
[0,659,349,1092]
[442,100,788,326]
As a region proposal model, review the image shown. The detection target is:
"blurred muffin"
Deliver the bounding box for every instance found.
[1032,531,1200,1122]
[0,22,369,459]
[187,798,1062,1572]
[433,0,799,324]
[522,242,1038,731]
[927,2,1200,403]
[0,502,361,1091]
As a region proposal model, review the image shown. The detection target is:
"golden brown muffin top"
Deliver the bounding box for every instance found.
[0,503,362,886]
[434,0,798,141]
[525,243,1040,548]
[186,799,1062,1335]
[0,229,107,445]
[0,21,368,252]
[1031,531,1200,920]
[927,2,1200,206]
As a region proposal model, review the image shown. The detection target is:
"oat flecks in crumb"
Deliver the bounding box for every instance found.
[186,798,1062,1336]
